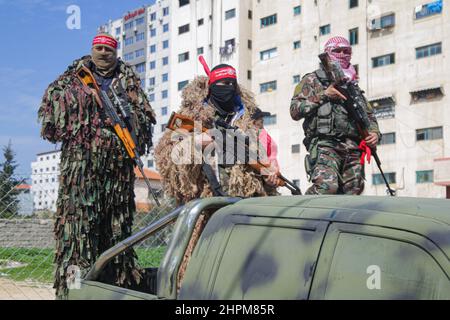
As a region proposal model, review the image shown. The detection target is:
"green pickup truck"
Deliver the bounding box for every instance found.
[68,196,450,300]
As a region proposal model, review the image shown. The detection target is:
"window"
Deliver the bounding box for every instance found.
[264,115,277,126]
[248,10,252,20]
[373,172,396,185]
[260,14,277,28]
[136,17,144,26]
[370,97,395,119]
[410,87,443,103]
[415,0,443,20]
[416,43,442,59]
[124,52,134,61]
[260,47,277,61]
[140,79,145,88]
[293,75,301,84]
[150,28,156,37]
[260,81,277,93]
[293,6,301,16]
[372,53,395,68]
[149,93,155,102]
[198,18,204,26]
[162,90,168,99]
[380,14,395,28]
[163,23,169,32]
[148,160,154,168]
[161,124,167,132]
[163,40,169,49]
[349,0,358,8]
[179,24,190,34]
[416,170,434,183]
[247,70,252,80]
[150,44,156,53]
[291,144,300,153]
[163,7,169,16]
[349,28,359,45]
[135,48,144,58]
[124,37,134,46]
[248,40,252,49]
[150,12,156,21]
[163,56,169,65]
[161,107,168,116]
[197,47,204,55]
[135,63,145,74]
[115,27,121,35]
[162,73,168,82]
[379,132,396,145]
[225,9,236,20]
[179,0,189,7]
[178,80,189,91]
[149,77,156,86]
[293,40,301,49]
[149,61,156,70]
[117,41,121,50]
[416,127,443,141]
[322,229,449,299]
[136,32,145,42]
[320,24,331,36]
[124,21,133,30]
[178,51,190,63]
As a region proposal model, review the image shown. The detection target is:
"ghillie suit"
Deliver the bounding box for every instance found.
[154,76,276,205]
[38,55,156,298]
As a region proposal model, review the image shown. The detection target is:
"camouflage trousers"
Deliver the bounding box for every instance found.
[306,139,365,195]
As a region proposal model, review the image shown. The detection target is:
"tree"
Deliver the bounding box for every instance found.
[0,141,20,218]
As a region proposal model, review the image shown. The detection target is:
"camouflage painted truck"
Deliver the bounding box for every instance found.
[69,196,450,300]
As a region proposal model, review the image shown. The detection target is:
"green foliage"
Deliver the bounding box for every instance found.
[0,141,20,219]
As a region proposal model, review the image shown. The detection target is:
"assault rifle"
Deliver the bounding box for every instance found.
[167,112,302,196]
[319,53,396,196]
[76,66,161,207]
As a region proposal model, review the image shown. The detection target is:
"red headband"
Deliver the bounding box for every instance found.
[198,55,237,85]
[92,34,118,49]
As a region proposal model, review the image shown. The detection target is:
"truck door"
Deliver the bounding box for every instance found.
[309,223,450,299]
[179,212,329,300]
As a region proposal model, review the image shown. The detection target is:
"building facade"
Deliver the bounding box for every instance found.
[30,150,61,212]
[251,0,449,198]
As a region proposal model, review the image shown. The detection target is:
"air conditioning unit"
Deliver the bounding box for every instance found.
[134,26,138,33]
[370,18,382,31]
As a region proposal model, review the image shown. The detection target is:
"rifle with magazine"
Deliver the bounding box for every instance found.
[167,112,302,196]
[76,66,161,206]
[319,52,396,196]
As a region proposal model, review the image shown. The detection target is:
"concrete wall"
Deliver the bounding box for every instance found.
[0,219,54,249]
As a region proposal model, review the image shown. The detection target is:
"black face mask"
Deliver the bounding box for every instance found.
[209,83,237,114]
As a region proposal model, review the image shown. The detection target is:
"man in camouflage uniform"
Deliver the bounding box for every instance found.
[38,33,156,298]
[290,36,380,195]
[155,60,277,204]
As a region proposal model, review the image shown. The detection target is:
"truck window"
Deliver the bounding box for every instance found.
[210,223,324,299]
[322,233,450,299]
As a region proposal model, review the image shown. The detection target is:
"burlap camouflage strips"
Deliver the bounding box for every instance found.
[154,76,277,205]
[290,70,380,195]
[38,56,156,298]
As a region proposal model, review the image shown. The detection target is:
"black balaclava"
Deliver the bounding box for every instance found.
[208,64,238,114]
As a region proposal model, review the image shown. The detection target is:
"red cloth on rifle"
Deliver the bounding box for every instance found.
[359,140,372,165]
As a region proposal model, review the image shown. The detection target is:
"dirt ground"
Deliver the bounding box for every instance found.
[0,278,55,300]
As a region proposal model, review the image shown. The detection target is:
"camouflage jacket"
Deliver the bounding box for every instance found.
[39,55,156,160]
[290,70,380,150]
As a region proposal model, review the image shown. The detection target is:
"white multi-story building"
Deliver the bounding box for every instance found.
[31,150,61,212]
[251,0,449,198]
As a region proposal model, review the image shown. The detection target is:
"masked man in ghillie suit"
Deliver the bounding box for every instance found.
[290,36,380,195]
[38,33,156,298]
[155,59,278,205]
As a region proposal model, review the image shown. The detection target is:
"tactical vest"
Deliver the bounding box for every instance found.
[303,69,360,149]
